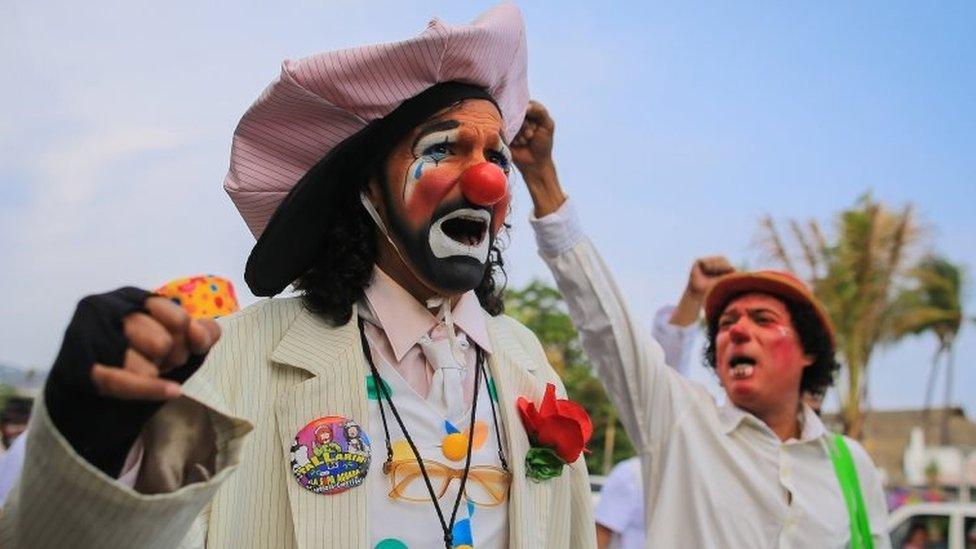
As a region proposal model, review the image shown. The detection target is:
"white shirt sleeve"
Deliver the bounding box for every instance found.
[530,199,700,453]
[651,305,699,377]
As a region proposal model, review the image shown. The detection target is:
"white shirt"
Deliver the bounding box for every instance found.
[594,457,645,549]
[531,200,891,549]
[359,271,507,549]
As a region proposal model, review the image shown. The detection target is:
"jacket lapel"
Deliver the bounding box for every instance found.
[270,306,371,549]
[486,318,555,549]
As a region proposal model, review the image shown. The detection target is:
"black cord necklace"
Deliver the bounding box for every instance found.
[359,319,502,549]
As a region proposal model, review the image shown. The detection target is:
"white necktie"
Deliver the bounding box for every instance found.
[420,327,469,418]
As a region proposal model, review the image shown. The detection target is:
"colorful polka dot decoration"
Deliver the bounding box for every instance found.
[154,275,239,319]
[440,420,489,462]
[391,440,413,461]
[450,499,476,548]
[441,433,469,461]
[375,539,408,549]
[366,375,393,400]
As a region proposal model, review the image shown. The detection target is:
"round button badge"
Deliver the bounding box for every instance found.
[289,416,371,495]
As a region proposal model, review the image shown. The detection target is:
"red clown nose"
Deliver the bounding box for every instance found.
[458,162,508,206]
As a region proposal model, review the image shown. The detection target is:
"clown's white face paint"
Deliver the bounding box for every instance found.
[491,141,512,174]
[428,208,491,261]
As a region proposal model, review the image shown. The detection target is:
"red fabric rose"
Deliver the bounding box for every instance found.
[516,383,593,463]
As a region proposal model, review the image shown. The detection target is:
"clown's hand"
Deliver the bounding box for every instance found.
[670,257,736,327]
[688,256,735,298]
[512,100,565,217]
[512,100,555,174]
[45,288,221,475]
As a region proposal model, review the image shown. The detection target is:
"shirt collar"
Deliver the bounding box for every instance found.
[362,266,492,361]
[718,401,827,443]
[795,403,827,441]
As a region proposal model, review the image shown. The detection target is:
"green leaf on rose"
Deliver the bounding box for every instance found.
[525,447,566,482]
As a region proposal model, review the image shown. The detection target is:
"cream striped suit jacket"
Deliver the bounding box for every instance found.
[1,297,595,548]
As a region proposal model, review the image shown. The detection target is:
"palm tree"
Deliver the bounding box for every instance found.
[887,256,966,444]
[757,193,920,438]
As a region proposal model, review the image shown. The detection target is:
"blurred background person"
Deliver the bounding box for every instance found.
[0,397,32,450]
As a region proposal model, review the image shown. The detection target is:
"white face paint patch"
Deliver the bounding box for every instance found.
[428,208,491,261]
[404,128,460,203]
[490,141,513,175]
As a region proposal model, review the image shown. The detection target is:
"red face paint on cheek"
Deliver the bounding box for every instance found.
[404,167,460,227]
[766,325,804,373]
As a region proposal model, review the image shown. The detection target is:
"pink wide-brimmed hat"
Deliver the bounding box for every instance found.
[224,4,529,242]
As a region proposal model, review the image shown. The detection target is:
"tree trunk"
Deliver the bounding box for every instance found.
[923,347,944,430]
[940,345,956,445]
[843,354,864,439]
[602,408,617,476]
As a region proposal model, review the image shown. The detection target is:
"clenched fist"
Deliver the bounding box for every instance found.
[46,287,221,475]
[93,295,220,400]
[687,256,735,299]
[670,256,735,327]
[512,100,565,218]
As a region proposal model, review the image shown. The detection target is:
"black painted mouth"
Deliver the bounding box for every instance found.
[442,216,488,246]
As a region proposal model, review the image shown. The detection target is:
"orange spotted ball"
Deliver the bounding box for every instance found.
[155,275,240,319]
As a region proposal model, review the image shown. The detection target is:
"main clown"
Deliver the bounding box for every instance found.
[1,6,594,549]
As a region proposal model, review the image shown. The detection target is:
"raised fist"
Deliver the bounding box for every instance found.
[670,256,736,327]
[687,256,735,298]
[93,294,220,400]
[511,100,556,183]
[46,287,221,475]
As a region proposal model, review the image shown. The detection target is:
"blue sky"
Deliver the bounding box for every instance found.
[1,1,973,415]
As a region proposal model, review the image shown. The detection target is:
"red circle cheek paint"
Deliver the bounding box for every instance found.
[405,168,460,226]
[766,326,805,372]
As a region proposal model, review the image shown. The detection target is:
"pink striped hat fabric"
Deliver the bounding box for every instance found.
[223,3,529,239]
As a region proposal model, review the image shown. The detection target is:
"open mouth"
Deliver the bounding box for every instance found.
[441,214,488,246]
[728,355,757,380]
[428,208,491,261]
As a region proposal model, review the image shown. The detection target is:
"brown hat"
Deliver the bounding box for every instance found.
[704,270,835,347]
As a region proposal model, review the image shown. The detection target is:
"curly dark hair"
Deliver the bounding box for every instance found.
[294,159,508,326]
[703,293,840,395]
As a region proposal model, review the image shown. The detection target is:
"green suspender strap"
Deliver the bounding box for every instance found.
[826,433,874,549]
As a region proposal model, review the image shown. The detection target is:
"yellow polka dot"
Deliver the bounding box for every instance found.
[468,420,488,450]
[391,440,413,462]
[441,433,469,461]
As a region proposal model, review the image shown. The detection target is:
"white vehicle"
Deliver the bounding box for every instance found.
[887,502,976,548]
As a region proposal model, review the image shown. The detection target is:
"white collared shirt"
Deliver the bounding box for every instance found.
[531,200,891,549]
[359,269,507,549]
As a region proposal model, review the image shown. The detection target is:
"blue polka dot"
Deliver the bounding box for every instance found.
[375,539,408,549]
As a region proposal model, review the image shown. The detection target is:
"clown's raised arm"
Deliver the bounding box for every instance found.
[513,102,719,454]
